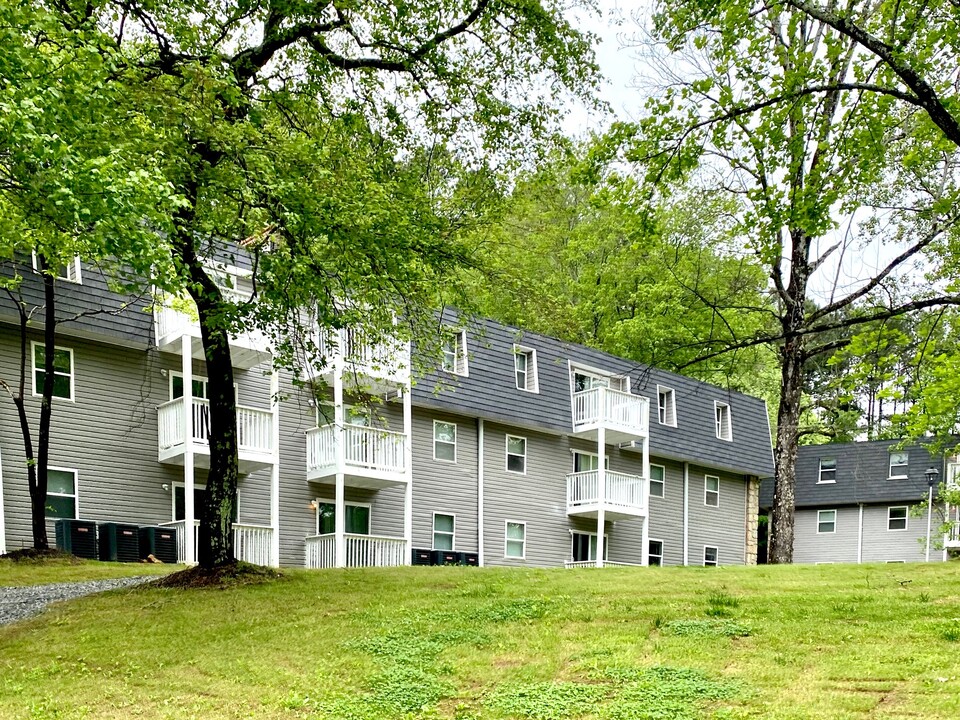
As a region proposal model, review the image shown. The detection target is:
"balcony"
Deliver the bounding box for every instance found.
[571,387,649,443]
[160,520,274,566]
[306,327,409,391]
[157,397,274,473]
[305,533,407,568]
[946,521,960,549]
[306,423,407,489]
[566,470,647,520]
[154,291,270,370]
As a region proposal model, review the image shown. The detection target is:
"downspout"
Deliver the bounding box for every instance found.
[477,417,484,566]
[269,364,280,567]
[682,462,689,566]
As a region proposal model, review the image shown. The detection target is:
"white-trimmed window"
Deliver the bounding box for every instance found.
[817,509,837,534]
[888,506,908,531]
[441,328,468,375]
[33,252,82,284]
[572,451,608,473]
[505,521,526,558]
[514,346,538,392]
[316,402,370,427]
[703,546,718,567]
[657,386,676,426]
[704,475,720,507]
[433,421,457,462]
[32,343,74,400]
[45,468,78,519]
[715,402,732,440]
[649,464,666,499]
[648,540,664,566]
[889,451,909,478]
[433,513,455,550]
[315,500,371,535]
[818,457,837,484]
[506,435,527,474]
[571,531,608,562]
[170,372,209,400]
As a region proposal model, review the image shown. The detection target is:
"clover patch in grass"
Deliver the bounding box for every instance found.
[664,619,751,638]
[484,681,609,719]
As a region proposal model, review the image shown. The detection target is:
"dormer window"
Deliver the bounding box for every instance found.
[514,346,538,392]
[818,457,836,484]
[889,451,909,479]
[441,328,468,376]
[714,402,732,441]
[657,386,676,426]
[33,252,82,284]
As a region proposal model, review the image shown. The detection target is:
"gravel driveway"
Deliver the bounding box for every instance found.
[0,576,156,627]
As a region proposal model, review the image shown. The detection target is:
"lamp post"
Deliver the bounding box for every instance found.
[925,467,940,563]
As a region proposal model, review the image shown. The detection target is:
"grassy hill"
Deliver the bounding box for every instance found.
[1,562,959,719]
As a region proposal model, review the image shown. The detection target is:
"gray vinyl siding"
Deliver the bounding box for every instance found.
[792,507,861,564]
[860,504,931,563]
[686,466,748,566]
[645,458,685,566]
[410,409,479,553]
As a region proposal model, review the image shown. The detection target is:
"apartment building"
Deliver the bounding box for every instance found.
[760,440,959,563]
[0,260,775,568]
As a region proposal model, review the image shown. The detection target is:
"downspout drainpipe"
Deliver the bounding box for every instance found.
[477,418,484,566]
[682,462,689,566]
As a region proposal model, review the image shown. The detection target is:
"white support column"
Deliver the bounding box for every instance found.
[269,364,281,568]
[596,425,606,569]
[181,334,195,565]
[477,418,485,567]
[857,503,864,564]
[0,442,6,555]
[333,354,346,568]
[682,462,689,566]
[640,435,650,566]
[402,385,413,565]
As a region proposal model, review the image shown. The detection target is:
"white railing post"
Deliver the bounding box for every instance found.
[181,335,196,566]
[596,425,606,569]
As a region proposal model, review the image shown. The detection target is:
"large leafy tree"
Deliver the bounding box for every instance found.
[40,0,599,567]
[0,4,179,549]
[637,1,960,562]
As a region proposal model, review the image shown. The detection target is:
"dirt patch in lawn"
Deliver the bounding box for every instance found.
[0,548,81,563]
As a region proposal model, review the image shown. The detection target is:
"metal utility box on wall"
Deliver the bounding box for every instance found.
[138,526,178,564]
[97,523,140,562]
[54,519,98,559]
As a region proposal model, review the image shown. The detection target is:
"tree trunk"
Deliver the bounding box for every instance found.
[768,338,805,563]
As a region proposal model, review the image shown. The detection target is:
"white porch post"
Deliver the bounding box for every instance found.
[857,503,864,564]
[181,334,195,564]
[0,442,6,555]
[333,344,346,568]
[682,462,689,566]
[477,418,485,567]
[596,423,606,569]
[640,435,651,566]
[402,384,413,565]
[269,364,281,568]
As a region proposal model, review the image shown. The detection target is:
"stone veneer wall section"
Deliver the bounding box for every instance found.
[745,476,760,565]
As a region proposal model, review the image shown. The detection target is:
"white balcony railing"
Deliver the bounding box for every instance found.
[155,289,268,351]
[313,327,409,381]
[572,387,649,434]
[566,470,646,513]
[947,521,960,546]
[564,560,644,569]
[157,398,273,456]
[305,533,407,568]
[160,520,274,565]
[306,423,406,476]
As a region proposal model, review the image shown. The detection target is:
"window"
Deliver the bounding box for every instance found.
[889,451,909,478]
[572,451,608,473]
[175,484,237,522]
[571,532,607,562]
[818,457,837,484]
[714,402,732,440]
[704,475,720,507]
[657,386,676,426]
[33,252,82,284]
[316,403,370,427]
[649,465,666,499]
[433,513,455,550]
[648,540,664,566]
[506,435,526,474]
[888,506,908,531]
[703,546,718,567]
[46,468,77,519]
[817,509,837,534]
[573,371,609,392]
[171,373,209,400]
[505,521,526,558]
[32,343,74,400]
[433,421,457,462]
[441,328,468,375]
[316,501,370,535]
[514,346,538,392]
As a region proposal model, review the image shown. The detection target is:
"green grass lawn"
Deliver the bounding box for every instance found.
[1,562,959,719]
[0,556,177,586]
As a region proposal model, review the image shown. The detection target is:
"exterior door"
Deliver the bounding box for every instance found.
[571,532,607,562]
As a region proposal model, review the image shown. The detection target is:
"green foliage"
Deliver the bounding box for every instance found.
[485,682,609,719]
[664,619,752,638]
